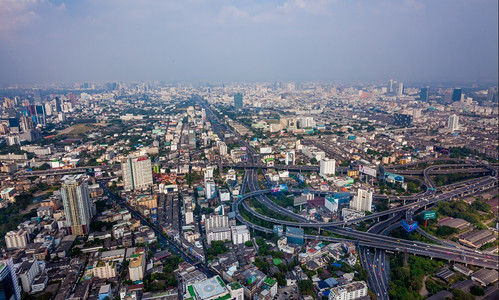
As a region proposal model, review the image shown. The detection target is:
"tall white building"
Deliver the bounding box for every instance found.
[398,82,404,96]
[219,142,227,156]
[231,225,250,245]
[61,174,93,235]
[205,180,216,199]
[0,258,21,300]
[448,114,459,132]
[320,158,336,178]
[285,150,295,165]
[122,155,153,191]
[205,215,229,231]
[5,229,29,250]
[350,189,373,212]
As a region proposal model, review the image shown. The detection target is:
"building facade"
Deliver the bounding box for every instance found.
[122,155,153,191]
[61,175,94,235]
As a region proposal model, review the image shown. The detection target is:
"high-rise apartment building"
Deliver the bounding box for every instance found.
[122,155,153,191]
[320,158,336,178]
[448,114,459,132]
[234,93,243,110]
[61,174,93,235]
[0,258,21,300]
[219,142,227,156]
[350,188,373,212]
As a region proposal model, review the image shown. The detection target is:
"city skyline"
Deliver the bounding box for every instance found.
[0,0,497,85]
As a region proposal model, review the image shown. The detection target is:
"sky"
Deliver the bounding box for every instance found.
[0,0,497,85]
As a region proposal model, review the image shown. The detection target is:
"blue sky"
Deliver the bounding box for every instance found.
[0,0,497,85]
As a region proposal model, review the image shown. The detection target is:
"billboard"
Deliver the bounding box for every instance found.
[273,225,284,237]
[401,219,418,232]
[359,165,377,177]
[260,147,273,154]
[384,172,404,183]
[297,173,305,184]
[422,211,436,220]
[286,226,304,245]
[271,184,288,193]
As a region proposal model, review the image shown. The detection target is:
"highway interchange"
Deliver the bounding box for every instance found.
[198,99,499,299]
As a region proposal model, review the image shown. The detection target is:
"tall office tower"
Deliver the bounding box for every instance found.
[33,89,41,104]
[44,102,52,116]
[19,116,34,132]
[55,97,63,112]
[122,155,153,191]
[34,105,46,127]
[67,93,77,106]
[320,158,336,178]
[201,108,206,121]
[234,93,243,110]
[389,79,394,93]
[350,188,373,212]
[420,87,429,101]
[451,88,462,102]
[487,87,498,102]
[448,114,459,132]
[398,82,404,96]
[0,258,21,300]
[61,175,93,235]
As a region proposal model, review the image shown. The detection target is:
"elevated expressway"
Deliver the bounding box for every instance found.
[233,171,499,270]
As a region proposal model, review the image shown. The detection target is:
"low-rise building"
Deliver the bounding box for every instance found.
[93,260,117,279]
[328,281,368,300]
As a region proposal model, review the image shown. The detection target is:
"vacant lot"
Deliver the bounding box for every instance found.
[57,124,96,136]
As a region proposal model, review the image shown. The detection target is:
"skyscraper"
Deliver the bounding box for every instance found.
[350,188,373,212]
[452,88,462,102]
[0,258,21,300]
[420,87,429,102]
[389,79,394,93]
[398,82,404,96]
[122,155,153,191]
[448,114,459,132]
[33,89,41,104]
[61,174,93,235]
[234,93,243,110]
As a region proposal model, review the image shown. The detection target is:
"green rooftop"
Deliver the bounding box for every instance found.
[229,282,242,289]
[273,258,282,266]
[187,285,196,297]
[264,278,276,286]
[215,294,231,300]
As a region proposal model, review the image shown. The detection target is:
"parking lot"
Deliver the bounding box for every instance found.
[275,286,300,300]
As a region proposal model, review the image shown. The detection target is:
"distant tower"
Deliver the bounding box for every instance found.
[389,79,394,93]
[451,88,462,102]
[61,175,93,235]
[420,87,429,102]
[448,114,459,132]
[398,82,404,96]
[33,89,41,104]
[234,93,243,110]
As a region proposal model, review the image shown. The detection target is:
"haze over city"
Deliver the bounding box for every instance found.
[0,1,498,300]
[0,0,498,85]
